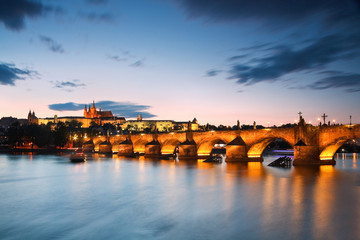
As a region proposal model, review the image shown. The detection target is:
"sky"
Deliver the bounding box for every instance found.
[1,0,360,126]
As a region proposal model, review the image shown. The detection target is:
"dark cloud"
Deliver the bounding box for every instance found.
[0,0,63,31]
[227,55,248,62]
[182,0,360,92]
[48,102,82,111]
[48,100,157,118]
[86,0,108,5]
[308,72,360,92]
[0,62,35,85]
[39,35,64,53]
[0,0,44,30]
[206,69,221,77]
[238,43,271,52]
[227,33,360,85]
[107,54,127,62]
[54,80,86,91]
[176,0,360,28]
[80,12,114,23]
[130,60,144,68]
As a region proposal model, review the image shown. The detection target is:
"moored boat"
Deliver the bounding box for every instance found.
[70,149,86,162]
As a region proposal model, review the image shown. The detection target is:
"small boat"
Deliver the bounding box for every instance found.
[203,155,223,163]
[70,149,86,162]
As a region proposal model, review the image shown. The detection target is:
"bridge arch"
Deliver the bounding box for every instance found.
[161,139,180,154]
[247,137,293,158]
[93,136,106,151]
[197,137,229,156]
[133,139,152,153]
[320,137,356,160]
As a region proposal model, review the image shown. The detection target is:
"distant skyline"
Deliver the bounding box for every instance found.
[1,0,360,125]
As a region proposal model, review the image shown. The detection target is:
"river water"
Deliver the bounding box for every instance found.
[0,153,359,240]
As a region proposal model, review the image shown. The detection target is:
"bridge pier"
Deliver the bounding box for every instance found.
[293,145,335,165]
[99,141,112,154]
[178,140,197,160]
[117,139,133,156]
[145,140,162,158]
[225,145,247,162]
[82,140,95,152]
[225,136,262,162]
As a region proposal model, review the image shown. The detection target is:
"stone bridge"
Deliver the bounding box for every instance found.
[84,123,360,165]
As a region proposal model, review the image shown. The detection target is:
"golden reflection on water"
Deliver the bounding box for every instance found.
[354,153,358,168]
[2,154,360,239]
[291,171,305,237]
[313,165,336,239]
[71,154,358,239]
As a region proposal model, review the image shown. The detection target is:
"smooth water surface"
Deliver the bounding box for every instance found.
[1,153,360,240]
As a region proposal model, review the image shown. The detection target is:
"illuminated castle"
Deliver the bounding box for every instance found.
[84,101,113,118]
[37,101,125,128]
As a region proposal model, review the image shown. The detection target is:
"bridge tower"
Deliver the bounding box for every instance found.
[293,114,335,165]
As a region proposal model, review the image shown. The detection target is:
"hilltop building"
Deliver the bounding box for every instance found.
[32,101,199,131]
[37,101,125,128]
[122,117,199,132]
[28,110,38,125]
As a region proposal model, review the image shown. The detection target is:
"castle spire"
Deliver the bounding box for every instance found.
[92,100,95,108]
[84,104,88,118]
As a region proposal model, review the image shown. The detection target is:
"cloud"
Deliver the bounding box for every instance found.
[308,72,360,92]
[176,0,360,28]
[0,0,63,31]
[206,69,221,77]
[48,100,157,118]
[39,35,64,53]
[180,0,360,92]
[48,102,82,111]
[0,0,44,30]
[86,0,108,5]
[107,54,127,62]
[80,12,114,23]
[0,62,35,85]
[130,60,144,68]
[227,33,360,85]
[227,55,248,62]
[54,80,86,91]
